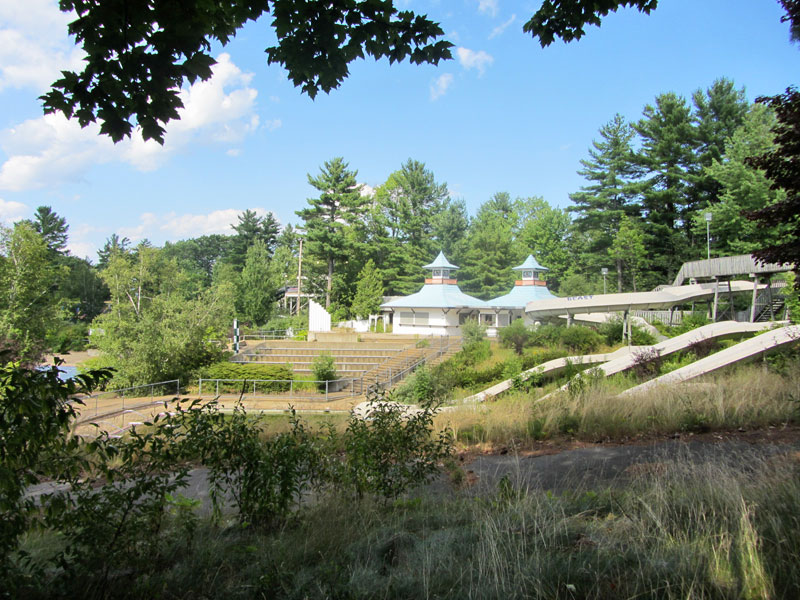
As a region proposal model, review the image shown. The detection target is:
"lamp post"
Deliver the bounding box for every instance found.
[704,212,713,260]
[601,268,608,294]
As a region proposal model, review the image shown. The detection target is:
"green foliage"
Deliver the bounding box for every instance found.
[174,403,321,525]
[498,318,534,355]
[598,317,657,346]
[335,391,453,500]
[514,197,572,290]
[238,239,278,325]
[43,1,452,143]
[45,321,89,353]
[671,312,712,336]
[92,244,233,387]
[298,157,368,308]
[783,272,800,323]
[201,362,292,392]
[0,360,111,593]
[0,223,63,362]
[351,259,383,319]
[312,353,338,390]
[559,325,603,353]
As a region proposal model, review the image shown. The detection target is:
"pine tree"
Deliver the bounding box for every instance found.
[370,159,448,295]
[569,114,641,290]
[634,92,698,280]
[609,217,646,292]
[515,197,571,291]
[238,240,276,325]
[297,157,367,308]
[97,233,131,269]
[30,206,69,255]
[351,259,384,319]
[459,194,521,299]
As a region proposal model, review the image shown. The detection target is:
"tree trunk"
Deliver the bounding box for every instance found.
[326,258,334,308]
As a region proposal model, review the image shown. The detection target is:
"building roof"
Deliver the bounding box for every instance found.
[513,255,548,272]
[423,251,459,270]
[381,284,486,309]
[488,284,556,308]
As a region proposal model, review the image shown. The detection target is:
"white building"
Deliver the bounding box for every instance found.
[380,252,486,336]
[381,252,556,337]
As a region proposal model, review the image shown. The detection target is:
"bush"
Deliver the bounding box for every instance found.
[528,323,564,347]
[201,362,293,393]
[672,312,711,335]
[499,318,533,355]
[335,391,453,500]
[46,321,89,353]
[598,317,657,346]
[559,325,602,353]
[521,347,569,370]
[312,353,337,391]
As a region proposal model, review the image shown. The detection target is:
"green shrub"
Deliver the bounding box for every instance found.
[46,321,89,353]
[312,353,337,391]
[672,312,711,335]
[334,390,453,500]
[201,362,293,392]
[528,323,564,347]
[598,318,657,346]
[501,355,523,380]
[499,318,533,354]
[559,325,602,353]
[521,347,569,370]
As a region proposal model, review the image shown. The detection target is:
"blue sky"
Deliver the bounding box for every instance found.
[0,0,796,259]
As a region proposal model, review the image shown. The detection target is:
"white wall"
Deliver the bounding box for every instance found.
[309,299,332,332]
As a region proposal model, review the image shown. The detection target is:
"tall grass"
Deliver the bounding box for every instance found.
[439,363,800,447]
[27,447,800,599]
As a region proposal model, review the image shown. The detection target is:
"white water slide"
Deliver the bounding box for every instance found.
[621,324,800,397]
[525,281,759,321]
[460,320,781,404]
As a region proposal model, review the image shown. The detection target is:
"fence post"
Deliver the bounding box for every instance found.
[325,380,329,402]
[290,379,294,397]
[253,381,256,396]
[199,379,202,396]
[216,380,219,396]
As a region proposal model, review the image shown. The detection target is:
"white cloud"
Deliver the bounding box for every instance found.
[226,148,242,157]
[0,0,84,92]
[0,198,28,224]
[489,14,517,39]
[430,73,454,101]
[456,47,494,76]
[477,0,498,17]
[264,119,282,131]
[118,207,279,243]
[0,53,262,190]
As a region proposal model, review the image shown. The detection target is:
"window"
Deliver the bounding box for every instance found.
[481,313,495,326]
[416,312,429,325]
[523,270,533,279]
[459,312,473,324]
[442,269,449,279]
[399,312,413,324]
[433,269,441,278]
[498,313,509,327]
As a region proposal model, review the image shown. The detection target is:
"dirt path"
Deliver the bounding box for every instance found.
[453,426,800,494]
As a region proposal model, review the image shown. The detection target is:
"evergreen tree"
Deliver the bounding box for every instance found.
[459,194,521,299]
[230,209,280,268]
[634,92,698,280]
[238,240,276,325]
[297,157,367,308]
[432,198,470,265]
[351,259,384,319]
[370,159,448,295]
[569,114,640,291]
[97,234,131,269]
[694,104,787,256]
[609,217,646,292]
[691,78,749,209]
[29,206,69,255]
[515,197,571,291]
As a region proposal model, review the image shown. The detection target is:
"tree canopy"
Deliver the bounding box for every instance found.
[42,0,452,143]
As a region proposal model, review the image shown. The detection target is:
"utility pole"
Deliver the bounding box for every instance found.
[705,212,713,260]
[296,236,304,316]
[601,267,608,295]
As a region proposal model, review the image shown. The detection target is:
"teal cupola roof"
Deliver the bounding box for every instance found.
[513,255,548,272]
[423,251,459,271]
